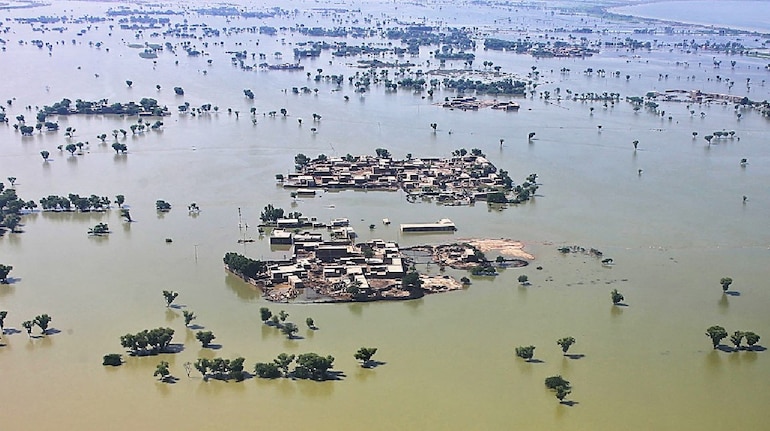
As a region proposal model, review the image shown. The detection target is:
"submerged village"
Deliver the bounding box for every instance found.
[1,0,769,428]
[225,151,537,302]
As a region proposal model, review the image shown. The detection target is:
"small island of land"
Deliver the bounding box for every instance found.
[282,151,539,206]
[224,226,532,303]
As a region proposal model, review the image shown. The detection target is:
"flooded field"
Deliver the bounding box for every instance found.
[1,0,768,429]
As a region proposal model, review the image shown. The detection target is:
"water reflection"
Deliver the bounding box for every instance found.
[704,350,722,371]
[743,351,758,363]
[347,302,363,317]
[224,273,260,301]
[296,379,335,397]
[155,380,172,397]
[165,308,179,323]
[261,324,280,340]
[0,284,16,298]
[718,294,729,313]
[403,298,423,315]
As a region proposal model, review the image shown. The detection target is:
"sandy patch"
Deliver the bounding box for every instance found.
[459,238,534,260]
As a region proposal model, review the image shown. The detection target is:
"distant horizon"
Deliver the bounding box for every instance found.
[611,0,770,33]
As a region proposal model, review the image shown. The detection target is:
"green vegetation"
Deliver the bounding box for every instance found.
[224,252,267,279]
[294,353,335,380]
[730,331,744,350]
[518,274,529,285]
[611,289,624,305]
[401,271,423,291]
[259,204,285,223]
[253,362,282,378]
[155,200,172,212]
[154,361,171,381]
[705,325,728,349]
[102,353,122,366]
[294,153,311,170]
[471,265,497,276]
[0,310,7,332]
[281,322,298,339]
[196,330,216,347]
[162,290,178,307]
[0,265,12,284]
[1,181,32,235]
[183,310,196,326]
[22,320,33,336]
[515,345,536,361]
[720,277,733,292]
[111,143,128,154]
[306,317,315,329]
[744,332,761,348]
[259,307,272,323]
[88,223,109,236]
[120,327,175,355]
[545,375,572,402]
[354,347,378,366]
[274,353,295,377]
[33,314,52,335]
[557,337,576,354]
[194,357,245,381]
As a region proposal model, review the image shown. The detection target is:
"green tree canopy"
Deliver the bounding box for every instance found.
[515,345,535,361]
[294,353,335,380]
[557,337,576,353]
[705,325,728,349]
[354,347,378,366]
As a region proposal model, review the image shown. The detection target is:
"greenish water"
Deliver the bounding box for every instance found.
[1,1,769,429]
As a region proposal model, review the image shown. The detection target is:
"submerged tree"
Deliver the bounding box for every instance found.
[354,347,378,366]
[259,307,273,324]
[281,322,298,339]
[545,375,572,402]
[254,362,282,379]
[744,331,761,348]
[557,337,576,354]
[706,325,728,349]
[155,200,172,212]
[273,353,295,377]
[102,353,122,366]
[610,289,624,305]
[730,331,744,351]
[720,277,733,292]
[294,353,335,380]
[22,320,33,336]
[0,264,12,284]
[515,345,536,361]
[196,330,216,347]
[162,290,178,307]
[154,361,171,381]
[34,314,52,335]
[0,310,8,333]
[183,310,196,327]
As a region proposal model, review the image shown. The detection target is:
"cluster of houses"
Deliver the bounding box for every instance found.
[647,89,749,104]
[261,221,410,301]
[281,153,511,206]
[440,96,520,111]
[248,216,478,302]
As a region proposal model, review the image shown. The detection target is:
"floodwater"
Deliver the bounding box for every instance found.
[611,0,770,33]
[1,1,768,430]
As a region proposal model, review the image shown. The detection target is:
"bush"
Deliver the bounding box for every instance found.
[102,353,122,366]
